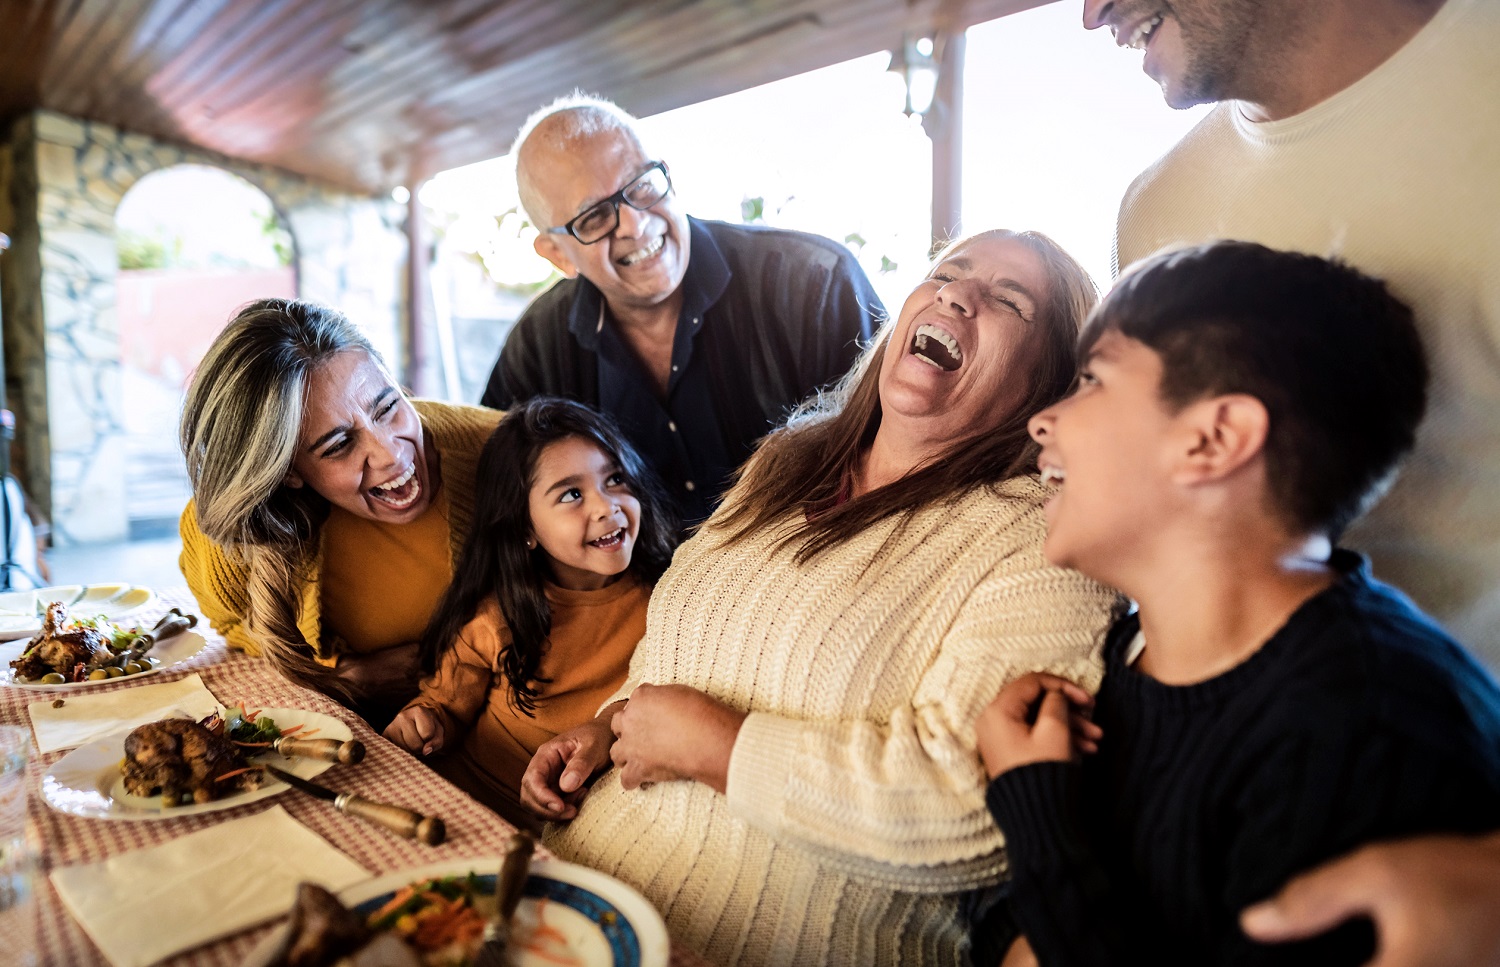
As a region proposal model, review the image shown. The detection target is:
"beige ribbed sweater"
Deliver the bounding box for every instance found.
[545,476,1121,967]
[1113,0,1500,668]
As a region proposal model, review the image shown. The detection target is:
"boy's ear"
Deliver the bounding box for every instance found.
[533,234,580,279]
[1171,394,1269,485]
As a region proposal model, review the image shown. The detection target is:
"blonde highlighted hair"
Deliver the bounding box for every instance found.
[180,298,377,699]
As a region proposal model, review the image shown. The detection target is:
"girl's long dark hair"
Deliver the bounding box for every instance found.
[419,398,677,715]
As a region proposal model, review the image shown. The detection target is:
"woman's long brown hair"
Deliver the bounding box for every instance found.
[712,229,1098,562]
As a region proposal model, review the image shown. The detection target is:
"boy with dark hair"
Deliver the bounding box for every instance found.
[973,241,1500,966]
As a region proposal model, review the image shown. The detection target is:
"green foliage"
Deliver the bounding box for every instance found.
[261,211,293,267]
[117,230,170,270]
[880,255,899,274]
[741,196,765,223]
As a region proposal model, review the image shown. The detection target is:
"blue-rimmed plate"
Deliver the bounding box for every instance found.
[239,856,669,967]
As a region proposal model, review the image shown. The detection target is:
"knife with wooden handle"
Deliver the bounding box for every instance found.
[272,735,366,764]
[261,764,446,845]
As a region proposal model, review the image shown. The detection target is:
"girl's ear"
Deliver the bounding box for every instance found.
[284,469,305,489]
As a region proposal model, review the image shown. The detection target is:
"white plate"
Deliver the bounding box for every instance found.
[239,855,670,967]
[0,583,158,641]
[41,707,353,820]
[0,630,208,691]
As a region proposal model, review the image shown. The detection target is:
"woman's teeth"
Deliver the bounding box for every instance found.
[589,528,626,549]
[1040,466,1066,488]
[1128,13,1164,49]
[911,324,963,371]
[618,235,664,266]
[369,465,420,508]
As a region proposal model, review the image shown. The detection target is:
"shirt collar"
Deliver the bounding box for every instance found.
[564,216,731,350]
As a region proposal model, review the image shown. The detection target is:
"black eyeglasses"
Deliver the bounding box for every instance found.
[544,162,673,245]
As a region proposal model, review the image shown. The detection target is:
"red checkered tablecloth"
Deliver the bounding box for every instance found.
[0,587,587,967]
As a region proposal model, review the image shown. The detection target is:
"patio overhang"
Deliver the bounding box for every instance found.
[1,0,1051,192]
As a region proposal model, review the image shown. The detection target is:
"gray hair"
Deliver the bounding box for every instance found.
[180,298,381,700]
[511,92,649,226]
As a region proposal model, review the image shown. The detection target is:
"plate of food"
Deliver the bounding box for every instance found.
[41,705,354,820]
[0,583,156,640]
[1,601,206,689]
[240,856,670,967]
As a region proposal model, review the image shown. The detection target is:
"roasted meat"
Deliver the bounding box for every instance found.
[121,718,264,805]
[269,883,421,967]
[8,601,112,681]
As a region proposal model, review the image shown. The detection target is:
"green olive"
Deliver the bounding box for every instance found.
[105,666,125,679]
[143,656,161,668]
[123,661,145,675]
[87,668,109,681]
[39,672,66,685]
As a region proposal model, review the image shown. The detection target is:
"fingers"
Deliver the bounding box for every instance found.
[1069,710,1103,754]
[1241,851,1376,942]
[520,743,572,817]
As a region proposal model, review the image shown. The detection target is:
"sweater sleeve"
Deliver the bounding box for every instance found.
[721,553,1116,892]
[177,502,262,657]
[995,694,1500,966]
[402,614,504,741]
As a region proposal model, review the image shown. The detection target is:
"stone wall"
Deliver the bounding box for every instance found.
[0,110,406,545]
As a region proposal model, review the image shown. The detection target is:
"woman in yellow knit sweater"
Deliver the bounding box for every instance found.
[522,230,1126,967]
[178,299,500,724]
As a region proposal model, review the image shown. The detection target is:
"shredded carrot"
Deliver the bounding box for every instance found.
[371,885,417,921]
[215,766,257,782]
[232,740,274,748]
[297,728,320,738]
[245,707,263,722]
[279,724,304,736]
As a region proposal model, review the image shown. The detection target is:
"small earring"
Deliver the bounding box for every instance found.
[525,538,536,550]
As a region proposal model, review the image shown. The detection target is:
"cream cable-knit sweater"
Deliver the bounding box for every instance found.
[546,475,1121,966]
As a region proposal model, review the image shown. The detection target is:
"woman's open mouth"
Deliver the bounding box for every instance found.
[369,464,421,509]
[588,528,627,549]
[911,324,963,372]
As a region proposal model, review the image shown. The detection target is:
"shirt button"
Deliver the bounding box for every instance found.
[692,317,700,325]
[672,364,679,372]
[667,421,677,432]
[684,481,696,492]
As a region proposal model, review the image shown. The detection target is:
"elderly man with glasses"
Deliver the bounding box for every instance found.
[480,95,882,526]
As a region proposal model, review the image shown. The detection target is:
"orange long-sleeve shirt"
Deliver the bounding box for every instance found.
[403,574,650,824]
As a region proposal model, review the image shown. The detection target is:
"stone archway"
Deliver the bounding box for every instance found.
[3,110,405,547]
[115,164,298,537]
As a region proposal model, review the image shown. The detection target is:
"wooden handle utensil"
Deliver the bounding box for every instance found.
[273,736,366,764]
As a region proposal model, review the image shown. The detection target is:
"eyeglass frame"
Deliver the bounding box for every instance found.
[543,161,674,245]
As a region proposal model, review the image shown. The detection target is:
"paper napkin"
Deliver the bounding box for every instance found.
[27,673,222,753]
[50,804,369,967]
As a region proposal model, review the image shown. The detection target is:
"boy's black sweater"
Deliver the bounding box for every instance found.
[981,550,1500,966]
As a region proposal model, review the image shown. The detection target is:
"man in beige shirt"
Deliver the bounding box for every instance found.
[1084,0,1500,672]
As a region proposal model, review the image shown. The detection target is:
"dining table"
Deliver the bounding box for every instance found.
[2,586,708,967]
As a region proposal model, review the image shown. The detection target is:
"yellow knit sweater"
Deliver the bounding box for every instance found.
[545,475,1122,967]
[178,399,502,659]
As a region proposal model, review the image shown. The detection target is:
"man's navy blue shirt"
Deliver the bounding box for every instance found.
[481,218,881,526]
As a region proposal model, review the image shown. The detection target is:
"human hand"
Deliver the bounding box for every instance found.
[519,705,623,820]
[1241,832,1500,967]
[382,705,445,756]
[975,672,1100,779]
[611,683,747,794]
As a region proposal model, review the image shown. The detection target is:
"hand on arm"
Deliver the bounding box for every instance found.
[383,705,447,757]
[1241,831,1500,967]
[975,672,1102,780]
[611,683,747,793]
[520,701,628,820]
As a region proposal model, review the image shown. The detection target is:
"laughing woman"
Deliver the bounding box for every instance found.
[523,231,1125,967]
[178,299,500,726]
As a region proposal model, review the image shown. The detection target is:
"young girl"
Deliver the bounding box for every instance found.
[383,398,677,826]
